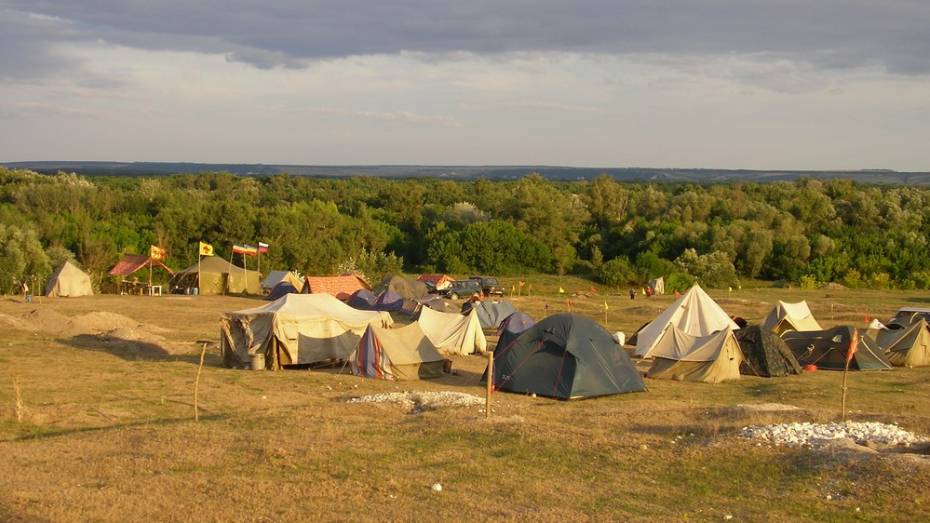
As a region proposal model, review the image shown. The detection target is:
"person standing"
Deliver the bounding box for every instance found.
[629,288,636,300]
[21,279,31,303]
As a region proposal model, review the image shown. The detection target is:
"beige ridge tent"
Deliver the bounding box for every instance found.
[646,326,744,383]
[45,261,94,297]
[220,293,393,369]
[173,256,261,295]
[348,323,445,380]
[417,306,487,355]
[875,317,930,368]
[260,270,303,293]
[634,284,739,358]
[762,301,822,335]
[648,277,665,295]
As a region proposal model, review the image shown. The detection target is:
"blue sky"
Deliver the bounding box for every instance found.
[2,1,929,170]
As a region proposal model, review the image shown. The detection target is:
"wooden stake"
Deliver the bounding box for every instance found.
[841,357,851,421]
[194,342,207,422]
[485,351,493,419]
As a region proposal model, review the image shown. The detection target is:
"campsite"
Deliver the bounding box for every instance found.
[2,280,930,521]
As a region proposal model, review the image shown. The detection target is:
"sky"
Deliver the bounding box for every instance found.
[1,1,929,170]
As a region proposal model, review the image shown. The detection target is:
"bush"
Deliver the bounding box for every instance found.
[665,272,696,292]
[596,256,635,289]
[674,248,738,288]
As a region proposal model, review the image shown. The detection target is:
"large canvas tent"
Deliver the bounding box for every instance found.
[476,301,518,329]
[348,323,445,380]
[220,293,393,369]
[302,274,370,301]
[173,256,261,295]
[735,325,802,377]
[634,284,740,358]
[45,261,93,297]
[762,301,822,335]
[376,275,428,301]
[417,306,487,355]
[874,316,930,368]
[646,326,744,383]
[648,277,665,295]
[260,271,303,293]
[488,314,645,400]
[782,327,892,371]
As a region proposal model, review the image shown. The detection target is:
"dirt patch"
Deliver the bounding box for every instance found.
[0,312,35,332]
[23,308,77,334]
[733,403,800,413]
[17,308,185,355]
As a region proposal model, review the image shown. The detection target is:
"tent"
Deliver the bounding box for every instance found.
[417,306,487,355]
[261,271,303,293]
[220,293,394,369]
[782,327,892,371]
[874,316,930,368]
[487,314,645,400]
[498,312,535,337]
[417,294,449,313]
[735,325,803,377]
[376,275,428,301]
[417,273,454,291]
[762,301,822,335]
[648,277,665,295]
[267,282,300,301]
[45,261,93,297]
[475,301,518,329]
[347,289,378,310]
[634,284,740,358]
[302,274,370,301]
[646,326,744,383]
[348,323,445,380]
[373,290,406,312]
[172,256,261,295]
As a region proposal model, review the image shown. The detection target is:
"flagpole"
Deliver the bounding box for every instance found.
[242,251,247,293]
[197,246,201,296]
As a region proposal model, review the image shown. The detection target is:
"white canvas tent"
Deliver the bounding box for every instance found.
[220,293,393,369]
[648,277,665,295]
[348,323,445,380]
[417,306,487,355]
[646,326,743,383]
[761,301,822,335]
[634,284,739,358]
[45,261,94,297]
[260,270,303,293]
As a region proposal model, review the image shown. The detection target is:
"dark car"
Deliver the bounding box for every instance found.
[469,276,504,297]
[441,280,483,300]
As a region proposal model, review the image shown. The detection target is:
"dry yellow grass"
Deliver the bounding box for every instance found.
[0,286,928,522]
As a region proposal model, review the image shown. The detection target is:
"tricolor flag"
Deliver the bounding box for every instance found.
[198,242,214,256]
[232,244,258,256]
[258,241,269,254]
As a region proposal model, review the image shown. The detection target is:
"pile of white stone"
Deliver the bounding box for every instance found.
[740,421,922,447]
[348,391,484,410]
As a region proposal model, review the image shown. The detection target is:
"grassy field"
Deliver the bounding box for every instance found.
[1,280,929,521]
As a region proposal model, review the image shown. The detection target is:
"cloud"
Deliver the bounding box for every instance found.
[2,1,929,77]
[301,106,461,127]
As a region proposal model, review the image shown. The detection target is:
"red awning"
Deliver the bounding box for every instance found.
[109,255,175,277]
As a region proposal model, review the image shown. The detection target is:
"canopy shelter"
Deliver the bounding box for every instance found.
[260,271,303,293]
[874,316,930,368]
[220,293,393,370]
[348,323,445,380]
[45,261,93,297]
[486,314,645,400]
[417,306,487,355]
[646,326,744,383]
[475,300,518,329]
[634,284,740,358]
[109,254,175,278]
[347,288,378,310]
[302,274,370,301]
[376,275,428,301]
[267,282,300,301]
[735,325,803,377]
[762,301,822,335]
[782,326,892,371]
[417,273,454,291]
[648,277,665,295]
[172,256,261,295]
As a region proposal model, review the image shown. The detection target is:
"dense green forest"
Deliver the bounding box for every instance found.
[2,167,929,293]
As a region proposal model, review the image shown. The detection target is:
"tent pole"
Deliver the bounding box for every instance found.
[197,250,201,296]
[485,351,493,419]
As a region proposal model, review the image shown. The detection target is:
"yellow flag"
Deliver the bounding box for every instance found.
[199,241,214,256]
[558,287,565,294]
[604,300,609,310]
[149,245,166,261]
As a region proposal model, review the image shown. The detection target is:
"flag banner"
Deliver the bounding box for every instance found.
[258,241,269,254]
[149,245,167,261]
[604,301,609,311]
[558,287,565,294]
[199,242,214,256]
[233,244,258,256]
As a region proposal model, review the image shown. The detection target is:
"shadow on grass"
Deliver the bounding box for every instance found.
[58,335,220,366]
[5,413,227,443]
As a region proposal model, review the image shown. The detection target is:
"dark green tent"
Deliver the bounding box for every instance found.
[782,326,892,371]
[735,325,803,377]
[487,314,645,400]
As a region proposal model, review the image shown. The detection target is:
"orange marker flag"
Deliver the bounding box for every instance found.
[847,329,859,364]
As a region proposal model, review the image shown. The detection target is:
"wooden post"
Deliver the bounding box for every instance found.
[485,351,493,419]
[841,357,851,421]
[194,342,207,422]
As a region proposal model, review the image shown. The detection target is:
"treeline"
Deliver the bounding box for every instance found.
[2,167,930,292]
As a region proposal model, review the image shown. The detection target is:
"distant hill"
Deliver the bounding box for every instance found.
[4,161,930,184]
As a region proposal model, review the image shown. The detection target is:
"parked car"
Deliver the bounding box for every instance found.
[469,276,505,297]
[441,280,483,300]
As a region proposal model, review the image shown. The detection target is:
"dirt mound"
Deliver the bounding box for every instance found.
[16,308,185,355]
[23,309,77,334]
[0,312,35,332]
